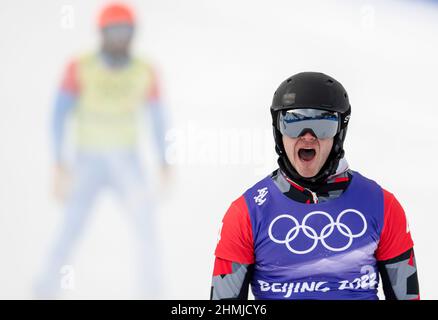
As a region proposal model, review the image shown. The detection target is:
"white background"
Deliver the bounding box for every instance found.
[0,0,437,299]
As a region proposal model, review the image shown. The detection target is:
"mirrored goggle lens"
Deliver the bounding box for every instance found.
[102,24,134,38]
[278,108,340,139]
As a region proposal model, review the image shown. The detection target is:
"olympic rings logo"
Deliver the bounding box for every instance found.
[268,209,367,254]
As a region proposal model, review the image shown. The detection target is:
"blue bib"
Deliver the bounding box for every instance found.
[243,171,384,300]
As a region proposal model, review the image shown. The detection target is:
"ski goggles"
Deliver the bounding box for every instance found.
[277,108,340,139]
[102,24,134,39]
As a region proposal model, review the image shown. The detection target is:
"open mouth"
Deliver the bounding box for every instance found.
[298,148,316,162]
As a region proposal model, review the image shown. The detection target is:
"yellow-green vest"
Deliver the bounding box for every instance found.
[74,53,154,149]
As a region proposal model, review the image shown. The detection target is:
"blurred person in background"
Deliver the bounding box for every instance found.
[35,2,169,298]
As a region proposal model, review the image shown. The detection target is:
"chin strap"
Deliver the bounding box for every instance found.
[327,157,350,179]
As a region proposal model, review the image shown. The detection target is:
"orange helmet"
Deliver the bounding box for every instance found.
[98,3,135,28]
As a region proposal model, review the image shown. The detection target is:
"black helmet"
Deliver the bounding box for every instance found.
[270,72,351,186]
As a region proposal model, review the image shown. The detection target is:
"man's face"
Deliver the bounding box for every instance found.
[101,24,134,55]
[282,132,333,178]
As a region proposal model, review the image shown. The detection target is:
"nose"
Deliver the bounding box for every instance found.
[299,131,317,141]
